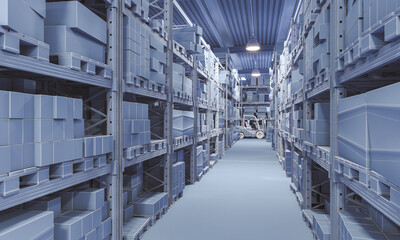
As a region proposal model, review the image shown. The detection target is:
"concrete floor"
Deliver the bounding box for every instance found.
[142,139,313,240]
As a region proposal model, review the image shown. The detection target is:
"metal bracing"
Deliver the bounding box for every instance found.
[106,1,123,239]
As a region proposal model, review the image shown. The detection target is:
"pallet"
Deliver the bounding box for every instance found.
[124,144,150,160]
[339,10,400,71]
[50,52,112,79]
[0,27,49,62]
[149,20,167,40]
[335,156,400,208]
[172,191,183,202]
[173,89,192,101]
[148,80,166,94]
[0,154,108,198]
[173,41,187,57]
[150,140,166,152]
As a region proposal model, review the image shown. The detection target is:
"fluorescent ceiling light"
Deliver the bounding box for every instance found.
[241,77,246,81]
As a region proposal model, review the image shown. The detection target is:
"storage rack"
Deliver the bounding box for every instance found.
[0,0,240,239]
[271,0,400,239]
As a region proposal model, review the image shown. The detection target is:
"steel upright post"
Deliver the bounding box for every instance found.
[163,0,174,205]
[191,58,199,183]
[106,1,123,239]
[330,1,346,239]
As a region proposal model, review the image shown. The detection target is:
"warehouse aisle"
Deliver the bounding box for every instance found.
[142,139,312,240]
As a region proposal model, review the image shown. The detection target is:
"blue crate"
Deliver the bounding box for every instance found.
[45,1,106,44]
[0,210,54,239]
[0,0,45,41]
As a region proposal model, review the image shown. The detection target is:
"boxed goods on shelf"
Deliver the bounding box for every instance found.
[197,145,204,175]
[124,163,144,203]
[198,47,219,80]
[312,213,330,240]
[56,187,110,240]
[338,211,388,240]
[173,63,185,91]
[123,14,151,84]
[133,191,168,217]
[126,0,150,22]
[338,82,400,186]
[0,209,54,239]
[0,90,112,175]
[284,150,292,177]
[45,1,107,64]
[173,110,194,138]
[172,161,185,196]
[123,101,151,148]
[0,0,46,42]
[173,26,204,54]
[305,103,329,146]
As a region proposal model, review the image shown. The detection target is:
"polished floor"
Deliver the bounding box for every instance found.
[142,139,313,240]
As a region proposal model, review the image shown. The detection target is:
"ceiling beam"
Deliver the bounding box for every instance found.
[213,45,275,54]
[238,69,269,74]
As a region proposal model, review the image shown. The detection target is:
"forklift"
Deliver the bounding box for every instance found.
[239,114,267,139]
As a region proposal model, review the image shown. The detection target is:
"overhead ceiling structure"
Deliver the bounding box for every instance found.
[173,0,299,75]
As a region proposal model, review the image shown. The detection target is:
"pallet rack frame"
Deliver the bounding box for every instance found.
[272,0,400,239]
[0,0,239,239]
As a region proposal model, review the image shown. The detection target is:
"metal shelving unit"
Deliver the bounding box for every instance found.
[0,0,240,239]
[271,0,400,239]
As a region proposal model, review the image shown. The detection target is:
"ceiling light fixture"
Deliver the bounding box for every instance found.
[246,0,260,52]
[241,77,247,81]
[251,69,261,77]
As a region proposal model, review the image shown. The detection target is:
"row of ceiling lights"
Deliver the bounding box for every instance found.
[245,0,261,78]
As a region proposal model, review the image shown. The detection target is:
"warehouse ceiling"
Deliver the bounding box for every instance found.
[173,0,299,73]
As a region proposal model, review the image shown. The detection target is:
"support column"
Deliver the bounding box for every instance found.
[106,1,123,239]
[191,58,199,183]
[163,0,174,206]
[330,0,346,239]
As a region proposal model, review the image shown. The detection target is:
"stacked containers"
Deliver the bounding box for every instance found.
[338,82,400,186]
[312,213,331,240]
[338,211,390,240]
[0,209,54,239]
[0,91,112,176]
[123,14,150,84]
[173,63,185,92]
[45,1,107,64]
[172,161,185,197]
[124,163,143,205]
[196,145,204,175]
[133,191,168,217]
[292,152,303,191]
[284,150,292,177]
[310,103,329,146]
[173,110,194,138]
[56,188,111,240]
[0,0,49,60]
[0,0,46,41]
[293,109,304,140]
[149,35,166,85]
[173,26,204,54]
[123,102,151,148]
